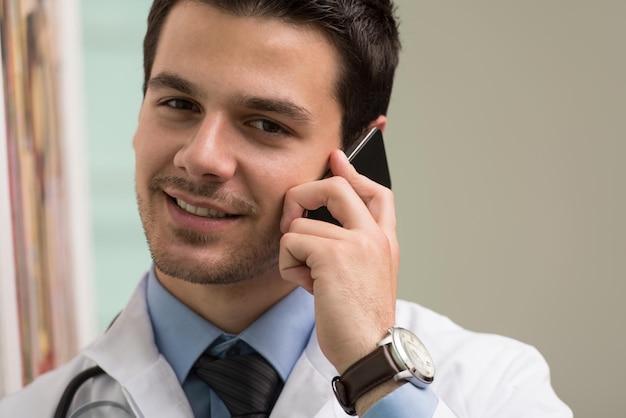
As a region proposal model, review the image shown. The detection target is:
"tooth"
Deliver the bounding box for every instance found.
[196,207,209,217]
[212,209,226,218]
[175,197,229,218]
[209,208,226,218]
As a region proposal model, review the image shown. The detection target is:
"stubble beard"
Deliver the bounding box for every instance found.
[137,175,282,285]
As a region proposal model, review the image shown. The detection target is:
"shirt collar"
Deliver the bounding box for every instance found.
[146,266,315,383]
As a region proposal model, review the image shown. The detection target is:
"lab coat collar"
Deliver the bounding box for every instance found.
[80,273,344,417]
[83,273,194,417]
[272,328,347,417]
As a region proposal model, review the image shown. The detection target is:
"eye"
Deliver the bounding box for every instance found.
[247,119,289,135]
[160,98,200,113]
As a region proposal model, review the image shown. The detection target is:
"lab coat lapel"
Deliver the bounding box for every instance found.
[83,274,194,418]
[271,328,349,418]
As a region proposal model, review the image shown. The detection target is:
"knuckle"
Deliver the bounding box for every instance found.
[279,232,294,247]
[372,183,394,203]
[283,186,298,202]
[289,217,308,231]
[328,175,350,190]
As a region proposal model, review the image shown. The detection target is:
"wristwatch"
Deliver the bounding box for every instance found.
[331,326,435,415]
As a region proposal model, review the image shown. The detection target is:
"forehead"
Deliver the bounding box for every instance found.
[151,1,342,115]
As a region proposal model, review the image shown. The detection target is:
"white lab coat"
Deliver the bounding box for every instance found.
[0,275,572,417]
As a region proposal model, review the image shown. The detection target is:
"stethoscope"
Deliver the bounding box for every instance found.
[53,365,134,418]
[53,314,134,418]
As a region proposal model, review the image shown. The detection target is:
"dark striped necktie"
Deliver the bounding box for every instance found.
[192,352,284,418]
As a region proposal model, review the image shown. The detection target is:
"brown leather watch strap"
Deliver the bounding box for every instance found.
[332,344,400,415]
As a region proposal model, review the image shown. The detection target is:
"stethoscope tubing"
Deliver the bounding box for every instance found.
[53,365,104,418]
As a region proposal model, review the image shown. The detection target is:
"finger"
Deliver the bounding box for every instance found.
[280,175,374,232]
[285,216,350,240]
[327,150,399,277]
[328,150,397,233]
[279,232,331,293]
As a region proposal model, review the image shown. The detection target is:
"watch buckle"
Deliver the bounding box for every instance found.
[331,376,357,416]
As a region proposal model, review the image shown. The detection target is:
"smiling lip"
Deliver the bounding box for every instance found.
[165,193,238,233]
[175,198,229,218]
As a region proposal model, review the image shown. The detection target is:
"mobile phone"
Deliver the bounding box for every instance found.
[305,127,391,225]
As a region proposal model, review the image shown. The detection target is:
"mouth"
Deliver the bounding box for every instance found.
[174,197,232,219]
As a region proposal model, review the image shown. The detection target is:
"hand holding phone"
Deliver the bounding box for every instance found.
[279,126,399,376]
[306,127,391,225]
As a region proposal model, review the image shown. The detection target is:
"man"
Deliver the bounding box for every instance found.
[0,0,572,417]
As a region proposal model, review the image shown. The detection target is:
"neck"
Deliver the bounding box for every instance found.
[156,268,298,334]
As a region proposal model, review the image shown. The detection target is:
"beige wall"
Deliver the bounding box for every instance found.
[390,1,625,416]
[82,1,624,416]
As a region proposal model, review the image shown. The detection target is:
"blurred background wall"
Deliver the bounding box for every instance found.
[81,1,625,416]
[81,0,151,328]
[1,0,90,391]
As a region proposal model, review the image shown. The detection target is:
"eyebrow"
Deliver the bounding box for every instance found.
[147,72,199,96]
[147,71,313,123]
[234,95,313,123]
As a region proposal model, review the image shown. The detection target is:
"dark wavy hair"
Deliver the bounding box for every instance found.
[143,0,401,148]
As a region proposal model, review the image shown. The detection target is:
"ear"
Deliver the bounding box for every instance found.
[369,115,388,133]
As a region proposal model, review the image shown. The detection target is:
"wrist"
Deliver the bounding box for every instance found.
[331,327,435,415]
[354,379,405,416]
[335,336,386,375]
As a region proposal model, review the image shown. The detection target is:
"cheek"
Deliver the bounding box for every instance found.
[251,152,328,217]
[134,143,155,187]
[246,159,305,212]
[134,127,176,181]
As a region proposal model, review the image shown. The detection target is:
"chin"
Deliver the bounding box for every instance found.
[151,240,280,286]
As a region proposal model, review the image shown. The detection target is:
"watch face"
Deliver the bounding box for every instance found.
[392,328,435,382]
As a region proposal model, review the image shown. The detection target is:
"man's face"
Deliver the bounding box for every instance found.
[133,1,343,285]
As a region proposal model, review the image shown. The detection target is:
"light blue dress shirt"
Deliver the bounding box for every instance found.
[146,267,437,417]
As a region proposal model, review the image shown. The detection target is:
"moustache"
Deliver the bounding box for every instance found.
[149,175,259,217]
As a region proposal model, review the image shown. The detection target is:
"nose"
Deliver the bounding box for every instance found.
[173,116,237,182]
